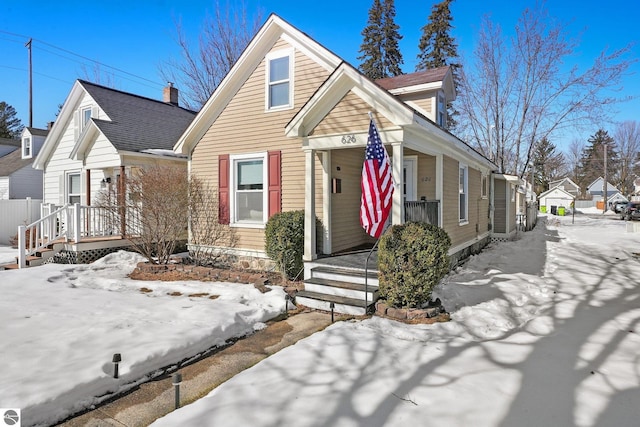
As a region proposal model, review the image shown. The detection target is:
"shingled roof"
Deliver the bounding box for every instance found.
[0,148,32,176]
[0,137,20,148]
[79,80,197,152]
[375,66,450,91]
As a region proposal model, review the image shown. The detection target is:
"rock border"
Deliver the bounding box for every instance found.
[375,300,450,324]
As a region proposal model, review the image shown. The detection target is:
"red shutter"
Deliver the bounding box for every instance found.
[218,154,230,224]
[268,150,281,217]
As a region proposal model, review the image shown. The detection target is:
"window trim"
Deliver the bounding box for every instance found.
[229,152,268,228]
[459,164,468,224]
[481,174,488,199]
[22,136,32,159]
[265,48,294,111]
[67,172,82,205]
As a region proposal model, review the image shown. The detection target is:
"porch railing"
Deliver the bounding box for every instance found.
[404,200,440,225]
[17,203,120,268]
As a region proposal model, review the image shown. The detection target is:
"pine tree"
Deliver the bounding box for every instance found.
[0,102,24,138]
[358,0,404,79]
[577,129,618,197]
[531,137,566,193]
[415,0,460,128]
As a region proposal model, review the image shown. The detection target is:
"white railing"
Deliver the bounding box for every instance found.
[18,203,119,268]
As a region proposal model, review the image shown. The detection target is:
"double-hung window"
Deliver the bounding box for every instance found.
[231,153,268,226]
[68,173,81,204]
[22,137,31,158]
[266,49,293,110]
[437,93,446,128]
[459,164,468,223]
[81,106,92,131]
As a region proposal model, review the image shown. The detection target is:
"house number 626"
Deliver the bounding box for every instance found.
[341,135,357,144]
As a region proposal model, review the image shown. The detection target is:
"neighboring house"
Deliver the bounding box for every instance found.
[586,177,621,200]
[174,14,497,283]
[0,136,20,157]
[15,80,197,266]
[0,128,47,200]
[548,177,580,198]
[539,186,574,213]
[607,192,628,207]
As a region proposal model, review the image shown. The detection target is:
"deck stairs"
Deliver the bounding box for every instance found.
[297,263,379,316]
[1,242,61,270]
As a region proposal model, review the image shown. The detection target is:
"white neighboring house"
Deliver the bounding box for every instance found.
[10,80,197,268]
[0,128,47,200]
[538,186,574,213]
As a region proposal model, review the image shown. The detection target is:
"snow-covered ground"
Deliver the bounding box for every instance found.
[0,245,18,264]
[2,213,639,427]
[152,213,640,427]
[0,251,287,427]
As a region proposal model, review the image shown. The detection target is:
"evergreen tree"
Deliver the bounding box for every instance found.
[531,137,566,194]
[358,0,404,79]
[415,0,460,128]
[0,102,24,138]
[576,129,618,197]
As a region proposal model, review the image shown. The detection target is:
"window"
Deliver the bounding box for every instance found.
[266,50,293,110]
[22,137,31,158]
[481,174,488,199]
[81,107,92,131]
[459,165,468,223]
[68,173,81,204]
[437,93,446,127]
[231,153,267,225]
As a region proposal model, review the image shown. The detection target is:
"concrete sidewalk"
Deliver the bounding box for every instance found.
[58,311,332,427]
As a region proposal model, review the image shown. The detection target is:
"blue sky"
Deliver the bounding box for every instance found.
[1,0,638,151]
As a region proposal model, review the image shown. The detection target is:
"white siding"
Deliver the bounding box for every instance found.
[43,91,104,205]
[0,177,8,199]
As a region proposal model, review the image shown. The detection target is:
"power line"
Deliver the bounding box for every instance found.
[0,30,164,89]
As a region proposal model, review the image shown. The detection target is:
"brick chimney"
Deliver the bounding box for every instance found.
[163,82,179,106]
[47,121,55,130]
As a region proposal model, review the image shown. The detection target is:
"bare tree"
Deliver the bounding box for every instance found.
[96,166,189,264]
[614,120,640,196]
[188,175,237,266]
[457,3,634,177]
[566,138,585,194]
[159,2,263,110]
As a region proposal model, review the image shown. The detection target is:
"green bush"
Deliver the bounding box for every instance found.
[265,210,306,280]
[378,222,451,308]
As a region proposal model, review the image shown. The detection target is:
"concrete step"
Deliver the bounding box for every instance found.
[303,277,378,301]
[295,290,369,316]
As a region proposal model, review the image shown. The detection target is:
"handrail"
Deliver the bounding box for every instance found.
[18,204,70,268]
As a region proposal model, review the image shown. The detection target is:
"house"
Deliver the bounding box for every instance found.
[548,177,580,198]
[586,177,621,200]
[538,186,574,214]
[0,127,47,200]
[174,14,497,313]
[16,80,196,266]
[0,136,20,157]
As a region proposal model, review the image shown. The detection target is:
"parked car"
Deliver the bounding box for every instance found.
[613,201,629,214]
[621,202,640,221]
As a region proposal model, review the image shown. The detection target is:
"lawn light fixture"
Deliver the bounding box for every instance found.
[284,294,291,315]
[112,353,122,379]
[330,302,335,323]
[172,372,182,409]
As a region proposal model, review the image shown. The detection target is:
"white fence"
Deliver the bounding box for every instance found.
[0,198,42,245]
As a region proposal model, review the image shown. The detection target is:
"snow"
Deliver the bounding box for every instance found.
[153,213,640,427]
[0,251,287,427]
[3,213,640,427]
[0,245,18,264]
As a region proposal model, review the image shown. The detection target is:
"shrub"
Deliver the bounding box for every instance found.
[378,222,451,308]
[265,210,305,280]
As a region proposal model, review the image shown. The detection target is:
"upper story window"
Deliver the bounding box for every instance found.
[437,92,446,128]
[22,137,32,159]
[81,106,92,131]
[459,164,468,223]
[266,49,293,110]
[230,153,268,226]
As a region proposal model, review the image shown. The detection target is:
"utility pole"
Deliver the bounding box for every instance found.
[603,143,608,214]
[25,38,33,127]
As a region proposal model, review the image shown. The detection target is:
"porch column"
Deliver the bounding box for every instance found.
[392,142,403,225]
[85,169,91,206]
[304,148,316,261]
[435,154,443,227]
[321,151,331,255]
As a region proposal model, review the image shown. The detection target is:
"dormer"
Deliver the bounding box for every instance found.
[376,66,455,129]
[21,127,49,160]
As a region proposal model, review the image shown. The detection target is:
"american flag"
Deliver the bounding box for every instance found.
[360,119,394,238]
